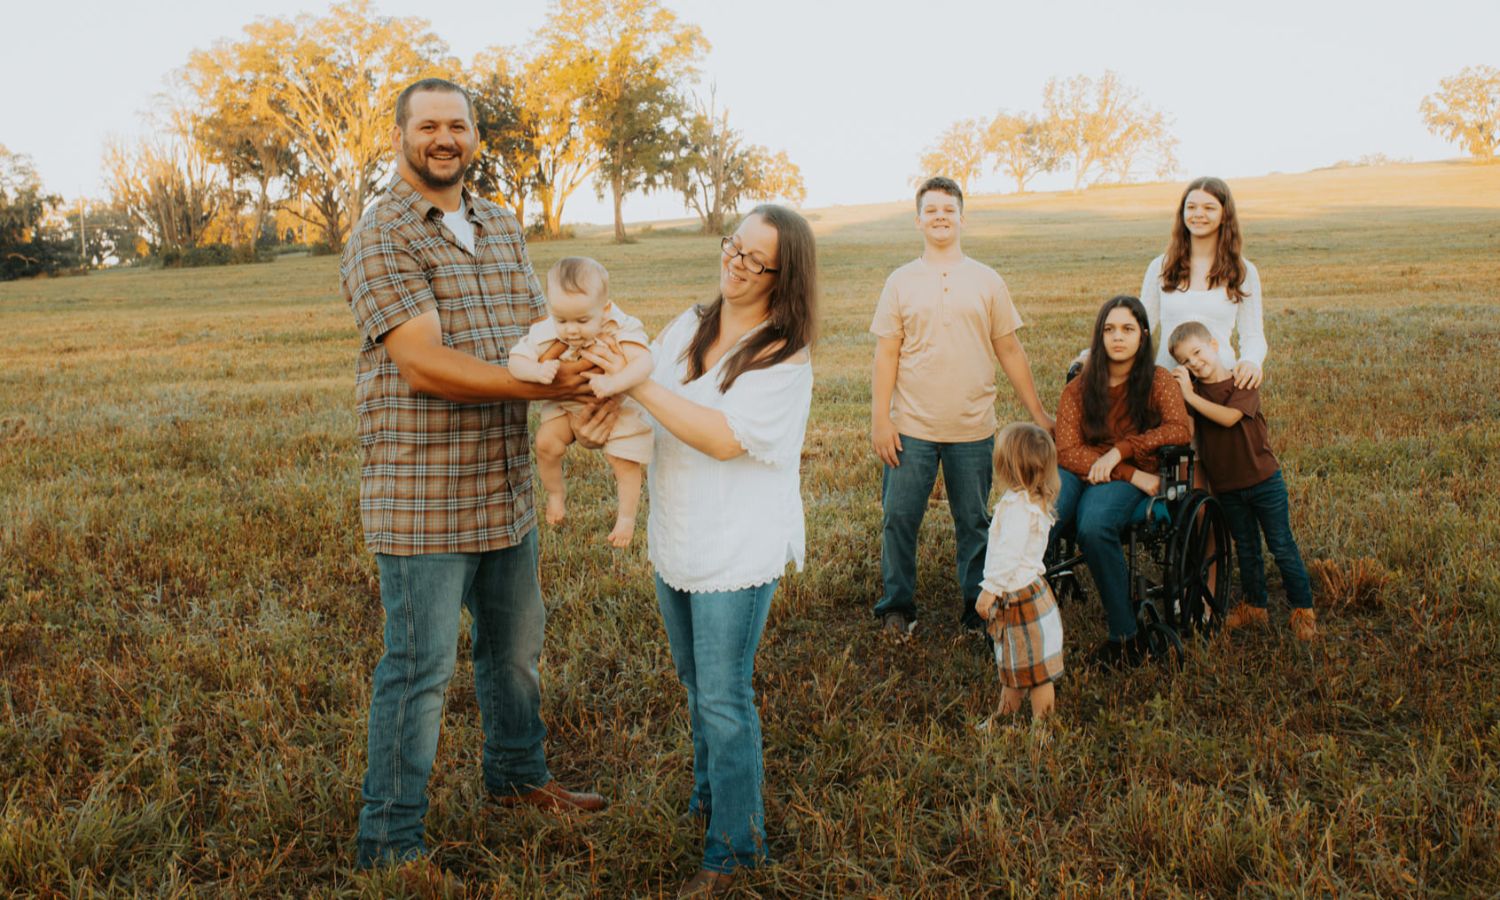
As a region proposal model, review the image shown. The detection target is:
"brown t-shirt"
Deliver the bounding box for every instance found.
[1190,378,1279,493]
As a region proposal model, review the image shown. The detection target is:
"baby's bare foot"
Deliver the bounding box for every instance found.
[606,515,635,548]
[546,494,567,525]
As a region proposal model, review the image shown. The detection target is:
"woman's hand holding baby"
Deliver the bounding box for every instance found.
[579,336,652,399]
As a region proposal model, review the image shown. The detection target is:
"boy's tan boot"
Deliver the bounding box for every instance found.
[1225,604,1269,630]
[1289,608,1318,641]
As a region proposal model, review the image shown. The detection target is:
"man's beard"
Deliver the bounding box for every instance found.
[403,140,469,189]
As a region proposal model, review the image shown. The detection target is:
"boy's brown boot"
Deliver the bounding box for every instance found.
[1289,608,1318,641]
[1225,604,1269,630]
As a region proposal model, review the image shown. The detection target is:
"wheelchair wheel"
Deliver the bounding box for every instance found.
[1138,600,1184,669]
[1172,492,1231,638]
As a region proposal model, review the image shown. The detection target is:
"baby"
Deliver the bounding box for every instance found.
[509,257,654,547]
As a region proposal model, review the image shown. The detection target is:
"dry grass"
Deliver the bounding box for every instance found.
[2,161,1498,897]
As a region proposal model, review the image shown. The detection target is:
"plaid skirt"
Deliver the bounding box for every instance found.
[987,577,1065,688]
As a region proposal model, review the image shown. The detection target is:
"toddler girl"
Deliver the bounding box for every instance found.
[975,422,1065,722]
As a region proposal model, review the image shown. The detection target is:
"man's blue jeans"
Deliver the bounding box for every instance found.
[874,434,994,625]
[356,530,550,868]
[1051,468,1151,641]
[1216,470,1312,610]
[655,574,776,874]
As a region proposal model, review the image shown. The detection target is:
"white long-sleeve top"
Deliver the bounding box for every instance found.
[646,309,813,593]
[1140,254,1267,371]
[979,489,1055,596]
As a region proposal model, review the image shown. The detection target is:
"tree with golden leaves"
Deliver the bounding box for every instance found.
[464,48,541,226]
[538,0,708,242]
[179,42,298,249]
[916,118,987,195]
[102,109,226,254]
[985,111,1063,194]
[1421,65,1499,161]
[183,1,452,250]
[669,90,806,235]
[1043,71,1177,191]
[512,50,599,239]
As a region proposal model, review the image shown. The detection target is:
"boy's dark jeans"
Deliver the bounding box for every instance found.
[1216,469,1312,610]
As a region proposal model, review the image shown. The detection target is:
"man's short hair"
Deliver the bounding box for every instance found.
[1168,320,1214,357]
[395,78,475,128]
[915,176,964,213]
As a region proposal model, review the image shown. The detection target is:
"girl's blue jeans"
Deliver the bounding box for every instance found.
[655,573,777,874]
[1050,468,1151,641]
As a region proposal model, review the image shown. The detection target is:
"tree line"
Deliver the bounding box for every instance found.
[6,0,806,275]
[917,70,1180,196]
[2,23,1497,280]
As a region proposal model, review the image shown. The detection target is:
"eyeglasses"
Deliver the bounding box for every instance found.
[720,237,778,275]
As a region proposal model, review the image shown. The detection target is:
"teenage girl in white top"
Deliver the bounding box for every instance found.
[578,204,815,896]
[1139,177,1267,390]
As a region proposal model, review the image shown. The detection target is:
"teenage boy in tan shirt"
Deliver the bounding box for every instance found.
[870,176,1053,638]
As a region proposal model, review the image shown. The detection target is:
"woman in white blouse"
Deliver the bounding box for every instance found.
[581,204,816,896]
[1140,177,1267,390]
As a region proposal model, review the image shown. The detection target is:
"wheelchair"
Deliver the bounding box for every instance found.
[1044,443,1232,667]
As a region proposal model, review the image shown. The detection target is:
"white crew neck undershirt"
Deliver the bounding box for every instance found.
[441,202,476,254]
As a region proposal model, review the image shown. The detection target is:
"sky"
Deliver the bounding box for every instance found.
[5,0,1496,225]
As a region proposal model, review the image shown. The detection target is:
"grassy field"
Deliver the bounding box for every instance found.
[2,161,1498,897]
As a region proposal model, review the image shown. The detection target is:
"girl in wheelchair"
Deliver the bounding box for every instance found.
[1052,295,1192,669]
[975,423,1065,724]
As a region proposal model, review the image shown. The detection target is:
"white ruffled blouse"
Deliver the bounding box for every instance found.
[645,309,813,593]
[979,489,1055,595]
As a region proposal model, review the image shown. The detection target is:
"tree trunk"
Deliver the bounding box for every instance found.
[228,170,240,248]
[611,172,627,243]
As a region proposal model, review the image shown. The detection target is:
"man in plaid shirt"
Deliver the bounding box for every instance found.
[342,78,607,869]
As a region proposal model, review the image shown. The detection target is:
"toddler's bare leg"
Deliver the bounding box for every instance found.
[605,453,644,548]
[535,416,576,525]
[999,685,1025,715]
[1029,682,1055,720]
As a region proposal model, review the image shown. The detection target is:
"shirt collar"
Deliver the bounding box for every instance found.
[387,176,477,222]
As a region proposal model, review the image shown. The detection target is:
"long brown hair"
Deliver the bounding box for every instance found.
[682,204,818,392]
[1080,295,1158,444]
[1158,176,1247,302]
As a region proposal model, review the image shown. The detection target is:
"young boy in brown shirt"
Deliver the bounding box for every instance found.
[1168,321,1316,640]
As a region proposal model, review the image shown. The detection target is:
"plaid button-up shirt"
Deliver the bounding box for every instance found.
[341,177,546,556]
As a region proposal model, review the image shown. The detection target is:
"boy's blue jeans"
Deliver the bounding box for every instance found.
[356,530,550,868]
[655,574,776,874]
[1051,468,1151,641]
[874,434,994,625]
[1216,469,1312,609]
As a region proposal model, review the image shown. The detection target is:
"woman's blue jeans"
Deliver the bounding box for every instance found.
[874,434,994,626]
[1216,470,1313,609]
[1051,468,1151,641]
[655,574,777,874]
[356,530,550,868]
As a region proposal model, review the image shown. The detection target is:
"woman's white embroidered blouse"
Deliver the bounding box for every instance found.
[646,309,813,593]
[1140,254,1267,371]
